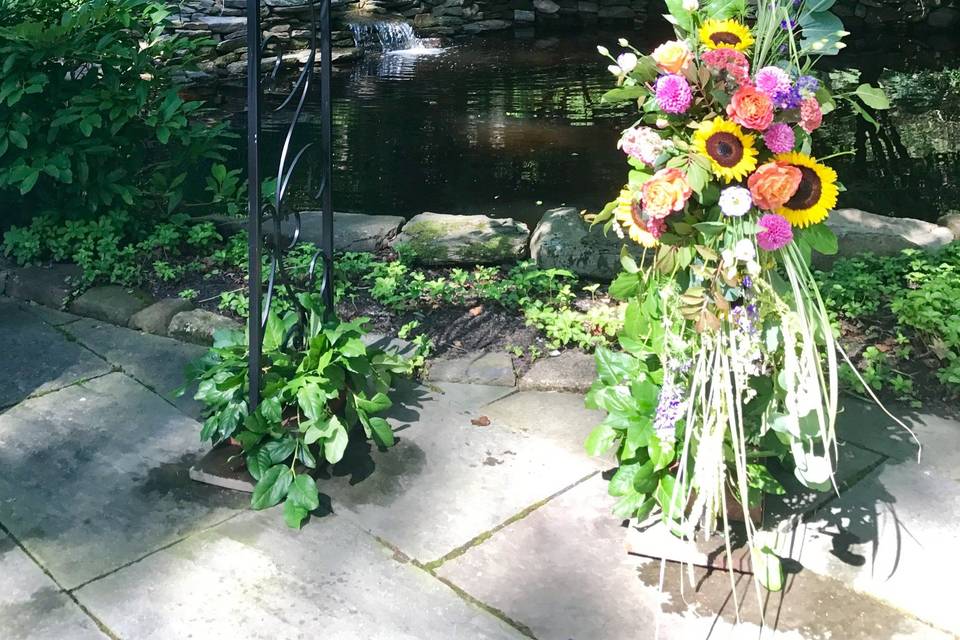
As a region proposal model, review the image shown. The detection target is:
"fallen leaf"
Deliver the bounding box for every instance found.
[471,416,491,427]
[468,305,483,317]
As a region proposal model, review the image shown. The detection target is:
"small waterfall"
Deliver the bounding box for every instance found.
[349,21,424,52]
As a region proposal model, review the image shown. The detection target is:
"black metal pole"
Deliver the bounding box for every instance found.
[246,0,262,411]
[319,0,335,312]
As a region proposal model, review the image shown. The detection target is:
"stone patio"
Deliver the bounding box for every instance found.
[0,295,956,639]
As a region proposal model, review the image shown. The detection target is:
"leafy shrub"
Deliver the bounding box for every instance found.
[185,296,412,528]
[0,0,231,220]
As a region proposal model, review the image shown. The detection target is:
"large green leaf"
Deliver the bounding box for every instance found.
[356,392,392,414]
[601,85,647,105]
[369,416,395,448]
[631,459,659,494]
[283,499,309,529]
[585,423,620,456]
[854,83,891,110]
[287,474,320,511]
[321,417,349,464]
[251,464,293,510]
[799,11,848,55]
[262,436,297,465]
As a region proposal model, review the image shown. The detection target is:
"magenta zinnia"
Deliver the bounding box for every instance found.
[763,123,795,153]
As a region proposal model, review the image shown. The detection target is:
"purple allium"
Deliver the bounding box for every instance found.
[796,75,820,96]
[772,85,802,110]
[655,74,693,114]
[763,123,796,153]
[757,213,794,251]
[754,66,792,98]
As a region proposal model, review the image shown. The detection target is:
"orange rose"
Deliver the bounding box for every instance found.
[642,168,692,218]
[748,162,802,211]
[652,40,692,75]
[726,86,774,132]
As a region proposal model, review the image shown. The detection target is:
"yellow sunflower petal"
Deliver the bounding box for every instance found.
[614,187,659,248]
[693,117,758,183]
[773,152,839,227]
[699,19,755,52]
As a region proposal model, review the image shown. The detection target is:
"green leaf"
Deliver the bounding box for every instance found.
[625,416,652,453]
[854,83,890,110]
[609,463,641,497]
[245,446,273,481]
[287,474,320,511]
[18,169,39,194]
[283,499,309,529]
[594,347,640,385]
[262,437,297,465]
[648,434,676,471]
[585,423,619,456]
[322,417,349,464]
[609,272,641,300]
[800,222,838,255]
[297,383,327,421]
[369,416,395,448]
[747,463,786,495]
[251,464,293,510]
[157,126,171,144]
[655,474,685,520]
[631,459,658,494]
[612,492,656,519]
[356,392,391,414]
[8,131,27,149]
[663,0,694,32]
[799,11,848,55]
[340,337,367,357]
[752,546,784,592]
[601,85,647,104]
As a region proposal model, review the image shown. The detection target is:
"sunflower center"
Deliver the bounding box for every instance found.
[784,166,822,210]
[631,200,644,227]
[710,32,742,46]
[705,132,744,168]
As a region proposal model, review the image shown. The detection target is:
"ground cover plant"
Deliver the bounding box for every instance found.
[584,0,902,595]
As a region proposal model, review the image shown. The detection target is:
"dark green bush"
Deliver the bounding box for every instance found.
[0,0,231,222]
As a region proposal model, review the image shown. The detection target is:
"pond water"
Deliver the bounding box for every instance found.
[227,26,960,227]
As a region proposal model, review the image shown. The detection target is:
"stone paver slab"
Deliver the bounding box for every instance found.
[0,373,247,589]
[481,389,606,465]
[0,531,106,640]
[68,285,152,326]
[517,350,596,393]
[837,399,957,481]
[0,299,111,408]
[428,351,516,386]
[4,264,79,308]
[321,380,600,563]
[780,458,960,635]
[74,511,525,640]
[63,318,206,418]
[439,475,945,640]
[17,301,80,326]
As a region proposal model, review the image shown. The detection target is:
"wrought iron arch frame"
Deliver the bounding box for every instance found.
[246,0,335,410]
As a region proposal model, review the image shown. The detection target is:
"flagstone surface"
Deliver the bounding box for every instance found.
[1,296,959,639]
[0,373,247,589]
[0,299,111,408]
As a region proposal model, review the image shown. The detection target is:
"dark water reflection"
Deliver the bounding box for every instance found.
[224,26,960,226]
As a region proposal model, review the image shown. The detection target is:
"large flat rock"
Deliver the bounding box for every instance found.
[530,207,642,281]
[319,380,600,563]
[0,531,106,640]
[0,373,247,589]
[290,211,406,252]
[391,212,529,265]
[0,299,112,408]
[62,319,207,419]
[517,349,597,393]
[823,208,954,265]
[427,351,516,386]
[438,475,946,640]
[74,511,525,639]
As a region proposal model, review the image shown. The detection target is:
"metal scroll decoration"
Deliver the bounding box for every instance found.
[246,0,335,410]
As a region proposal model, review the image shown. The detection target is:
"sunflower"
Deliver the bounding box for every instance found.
[772,152,839,227]
[614,187,660,248]
[699,19,755,52]
[693,118,758,183]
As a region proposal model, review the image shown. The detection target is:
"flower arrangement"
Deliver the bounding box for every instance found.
[586,0,896,590]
